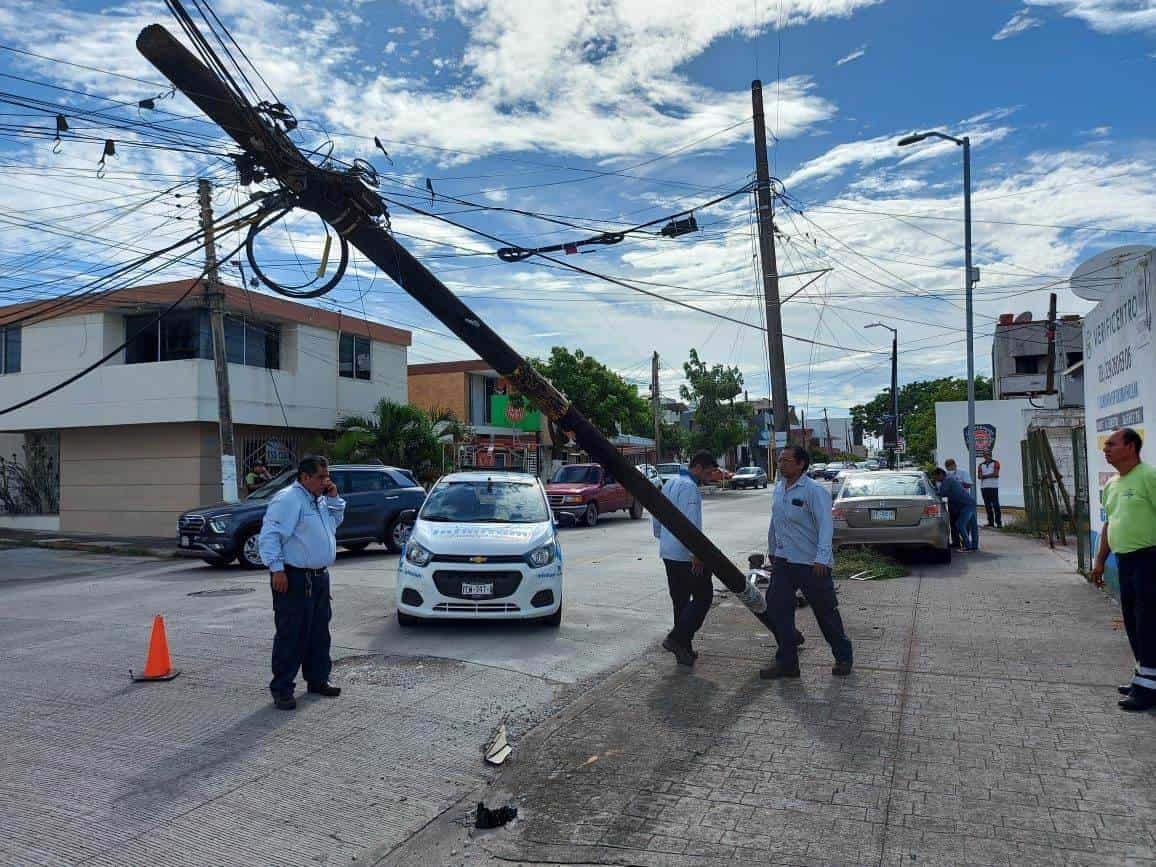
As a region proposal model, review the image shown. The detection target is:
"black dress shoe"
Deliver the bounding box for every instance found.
[832,661,853,677]
[759,662,801,679]
[1118,684,1134,696]
[307,683,341,697]
[1119,693,1156,712]
[662,636,695,667]
[273,694,297,710]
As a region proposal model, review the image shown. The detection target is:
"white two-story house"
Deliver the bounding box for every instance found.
[0,279,410,537]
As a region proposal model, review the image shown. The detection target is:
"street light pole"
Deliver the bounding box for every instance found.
[865,322,899,468]
[897,130,976,506]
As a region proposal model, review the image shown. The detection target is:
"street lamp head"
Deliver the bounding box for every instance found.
[897,133,928,147]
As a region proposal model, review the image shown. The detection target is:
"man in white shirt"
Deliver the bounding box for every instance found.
[977,451,1002,528]
[652,450,725,666]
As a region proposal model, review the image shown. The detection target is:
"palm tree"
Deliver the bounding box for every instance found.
[331,399,465,482]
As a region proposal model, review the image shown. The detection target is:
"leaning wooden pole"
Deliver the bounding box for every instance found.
[136,23,766,612]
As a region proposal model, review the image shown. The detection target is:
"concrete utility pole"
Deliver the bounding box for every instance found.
[138,22,767,614]
[1044,292,1058,395]
[823,408,833,458]
[751,80,789,459]
[198,178,238,501]
[651,351,662,463]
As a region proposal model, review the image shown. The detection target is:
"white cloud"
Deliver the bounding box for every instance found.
[1024,0,1156,35]
[836,43,868,64]
[993,8,1043,40]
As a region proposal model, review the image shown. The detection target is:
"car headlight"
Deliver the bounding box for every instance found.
[562,495,583,504]
[208,516,230,534]
[528,544,554,568]
[406,542,433,567]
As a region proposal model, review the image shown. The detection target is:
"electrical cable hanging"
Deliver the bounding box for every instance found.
[244,196,349,298]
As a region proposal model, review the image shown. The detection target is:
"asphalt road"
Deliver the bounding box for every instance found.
[2,486,774,866]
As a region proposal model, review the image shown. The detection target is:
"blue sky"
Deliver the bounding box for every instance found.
[1,0,1154,418]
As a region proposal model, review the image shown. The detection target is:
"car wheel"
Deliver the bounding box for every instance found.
[629,499,643,519]
[582,502,599,527]
[201,556,233,568]
[541,604,562,627]
[385,517,411,553]
[932,545,952,565]
[397,610,420,626]
[343,542,371,552]
[238,531,264,569]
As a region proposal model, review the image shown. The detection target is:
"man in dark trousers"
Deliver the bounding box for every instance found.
[933,467,977,552]
[258,455,346,710]
[760,444,853,679]
[1092,428,1156,712]
[978,451,1002,528]
[652,450,724,667]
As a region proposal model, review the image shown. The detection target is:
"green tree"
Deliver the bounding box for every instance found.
[330,399,465,482]
[850,376,992,464]
[679,349,752,459]
[531,347,652,457]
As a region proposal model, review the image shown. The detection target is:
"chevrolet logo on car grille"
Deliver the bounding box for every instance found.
[469,555,488,563]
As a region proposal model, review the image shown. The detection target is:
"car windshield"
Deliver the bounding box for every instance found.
[658,464,683,474]
[245,468,295,501]
[838,474,928,499]
[736,467,758,475]
[421,480,549,523]
[551,466,601,485]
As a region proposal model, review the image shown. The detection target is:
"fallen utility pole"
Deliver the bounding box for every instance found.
[198,178,238,502]
[751,80,789,461]
[136,23,764,611]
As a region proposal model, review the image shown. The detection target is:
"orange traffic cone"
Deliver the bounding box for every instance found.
[131,615,180,682]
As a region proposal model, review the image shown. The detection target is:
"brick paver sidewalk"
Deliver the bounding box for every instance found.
[386,531,1155,866]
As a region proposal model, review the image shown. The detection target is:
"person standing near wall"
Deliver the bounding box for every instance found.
[978,451,1002,528]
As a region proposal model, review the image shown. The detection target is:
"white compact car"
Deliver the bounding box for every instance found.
[395,472,563,626]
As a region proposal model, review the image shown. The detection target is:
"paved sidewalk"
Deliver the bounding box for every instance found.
[382,531,1155,866]
[0,527,177,558]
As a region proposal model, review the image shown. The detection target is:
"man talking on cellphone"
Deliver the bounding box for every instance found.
[258,455,346,710]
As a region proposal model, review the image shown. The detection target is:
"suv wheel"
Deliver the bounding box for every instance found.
[629,499,643,520]
[582,502,599,528]
[386,517,411,553]
[238,530,264,569]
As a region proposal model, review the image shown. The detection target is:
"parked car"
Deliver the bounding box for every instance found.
[635,463,663,488]
[831,471,951,563]
[822,462,847,481]
[809,462,828,479]
[395,471,562,626]
[656,462,687,485]
[177,464,426,568]
[545,463,642,526]
[729,466,768,489]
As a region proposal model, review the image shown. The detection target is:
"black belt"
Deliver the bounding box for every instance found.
[285,565,328,597]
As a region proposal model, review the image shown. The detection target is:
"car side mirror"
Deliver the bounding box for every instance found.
[399,509,418,524]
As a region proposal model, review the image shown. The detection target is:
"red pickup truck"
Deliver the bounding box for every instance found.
[546,463,643,527]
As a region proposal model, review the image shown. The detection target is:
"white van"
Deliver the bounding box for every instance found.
[395,472,563,626]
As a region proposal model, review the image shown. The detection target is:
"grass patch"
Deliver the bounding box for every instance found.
[833,546,910,581]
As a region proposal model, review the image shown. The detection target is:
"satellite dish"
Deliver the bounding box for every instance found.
[1070,245,1156,302]
[1013,312,1032,324]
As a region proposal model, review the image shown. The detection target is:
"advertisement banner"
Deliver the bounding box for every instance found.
[1082,251,1154,593]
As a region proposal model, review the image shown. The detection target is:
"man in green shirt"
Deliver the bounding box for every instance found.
[1092,427,1156,712]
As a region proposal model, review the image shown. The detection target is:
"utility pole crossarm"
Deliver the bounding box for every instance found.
[136,23,764,605]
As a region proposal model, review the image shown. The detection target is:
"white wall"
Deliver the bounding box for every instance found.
[0,313,408,433]
[935,398,1032,508]
[1082,251,1154,563]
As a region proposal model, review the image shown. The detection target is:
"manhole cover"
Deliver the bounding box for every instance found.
[187,587,256,597]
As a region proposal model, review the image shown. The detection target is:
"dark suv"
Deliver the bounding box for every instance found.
[177,464,426,568]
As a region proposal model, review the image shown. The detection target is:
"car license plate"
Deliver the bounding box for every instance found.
[870,509,896,521]
[461,582,493,597]
[180,535,191,547]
